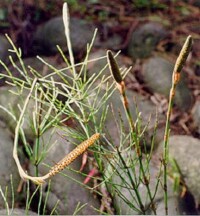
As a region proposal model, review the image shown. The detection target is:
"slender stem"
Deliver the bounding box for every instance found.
[62,3,76,78]
[13,78,46,185]
[107,51,156,214]
[163,35,192,215]
[117,148,145,214]
[34,92,43,176]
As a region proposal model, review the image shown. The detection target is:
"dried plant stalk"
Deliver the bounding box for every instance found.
[47,133,100,177]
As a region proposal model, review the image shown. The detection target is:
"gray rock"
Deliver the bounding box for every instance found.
[191,101,200,134]
[104,149,182,214]
[0,86,35,140]
[87,49,132,82]
[2,56,71,85]
[0,85,59,142]
[155,195,184,215]
[142,56,193,111]
[0,121,21,209]
[0,208,37,215]
[127,22,168,59]
[1,56,72,104]
[0,35,11,64]
[0,35,15,86]
[97,87,165,148]
[101,34,123,49]
[33,17,100,55]
[30,127,100,215]
[183,0,200,7]
[153,173,195,215]
[157,135,200,207]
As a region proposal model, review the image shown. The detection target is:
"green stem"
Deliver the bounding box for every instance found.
[163,35,192,215]
[107,50,157,214]
[117,148,145,214]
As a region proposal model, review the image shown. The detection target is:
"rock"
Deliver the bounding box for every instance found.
[86,51,166,148]
[33,17,100,55]
[2,56,70,86]
[1,56,72,104]
[94,87,165,148]
[0,35,11,65]
[0,85,59,142]
[101,33,123,49]
[87,49,133,82]
[104,150,155,214]
[0,86,33,141]
[157,135,200,207]
[30,127,100,215]
[142,56,193,111]
[0,35,15,86]
[195,64,200,76]
[0,121,21,208]
[183,0,200,7]
[127,22,168,59]
[191,101,200,134]
[0,208,37,215]
[104,149,184,214]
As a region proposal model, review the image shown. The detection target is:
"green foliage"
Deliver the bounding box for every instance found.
[0,2,192,215]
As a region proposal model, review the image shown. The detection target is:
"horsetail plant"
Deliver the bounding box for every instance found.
[13,86,100,186]
[0,1,193,214]
[107,51,156,214]
[107,50,135,133]
[163,35,192,215]
[47,133,100,177]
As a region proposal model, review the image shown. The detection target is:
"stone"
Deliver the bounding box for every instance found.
[104,149,184,214]
[30,127,100,215]
[142,56,193,111]
[183,0,200,7]
[94,87,165,148]
[87,52,166,148]
[0,208,36,215]
[127,22,168,59]
[0,85,59,142]
[0,86,33,140]
[0,208,37,215]
[101,33,123,49]
[0,121,21,209]
[157,135,200,207]
[191,101,200,134]
[0,35,11,65]
[2,56,71,85]
[0,35,15,86]
[87,49,133,82]
[32,17,100,55]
